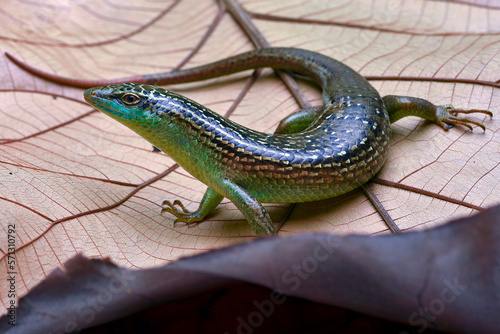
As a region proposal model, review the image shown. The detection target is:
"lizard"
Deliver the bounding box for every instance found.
[6,48,492,235]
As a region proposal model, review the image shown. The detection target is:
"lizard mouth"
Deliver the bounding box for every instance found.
[84,87,137,119]
[84,87,109,110]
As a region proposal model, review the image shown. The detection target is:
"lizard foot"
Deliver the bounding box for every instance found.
[435,105,492,131]
[161,199,203,227]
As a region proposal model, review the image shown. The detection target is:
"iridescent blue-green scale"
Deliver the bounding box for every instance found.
[151,86,391,204]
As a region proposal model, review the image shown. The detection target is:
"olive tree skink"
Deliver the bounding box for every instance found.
[81,48,491,235]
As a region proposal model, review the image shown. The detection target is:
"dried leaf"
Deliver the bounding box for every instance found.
[1,205,499,333]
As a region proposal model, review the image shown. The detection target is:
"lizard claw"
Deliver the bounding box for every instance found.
[161,199,203,227]
[436,105,492,131]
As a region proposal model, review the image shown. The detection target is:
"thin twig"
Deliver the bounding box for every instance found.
[223,0,312,109]
[372,178,485,212]
[361,184,401,233]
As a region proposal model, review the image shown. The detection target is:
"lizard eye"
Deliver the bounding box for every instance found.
[121,93,140,105]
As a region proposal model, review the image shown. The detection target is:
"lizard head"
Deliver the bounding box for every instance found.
[84,83,168,122]
[83,83,209,158]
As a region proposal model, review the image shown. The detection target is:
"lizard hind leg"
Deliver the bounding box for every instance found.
[274,105,324,134]
[383,95,492,131]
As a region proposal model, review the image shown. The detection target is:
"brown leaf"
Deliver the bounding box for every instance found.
[1,205,499,333]
[0,0,498,318]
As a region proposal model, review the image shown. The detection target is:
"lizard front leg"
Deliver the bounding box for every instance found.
[219,179,276,236]
[162,187,223,227]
